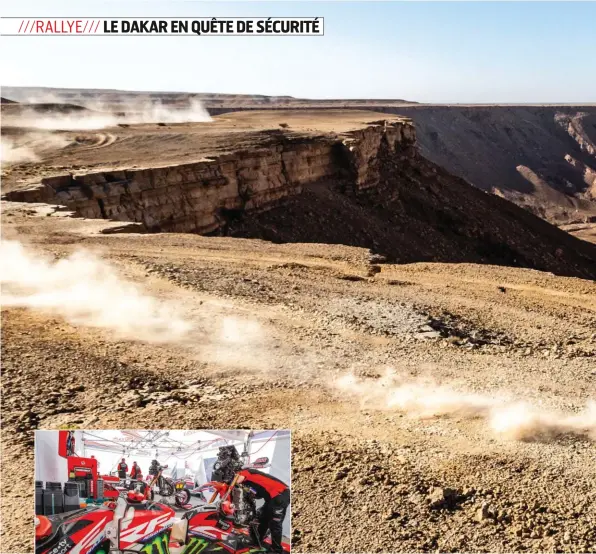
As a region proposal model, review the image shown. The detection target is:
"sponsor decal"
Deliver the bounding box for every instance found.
[121,513,173,543]
[189,526,229,541]
[182,537,221,554]
[47,536,75,554]
[139,532,169,554]
[186,532,267,554]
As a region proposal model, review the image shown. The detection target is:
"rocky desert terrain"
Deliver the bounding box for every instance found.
[4,86,595,227]
[1,99,595,554]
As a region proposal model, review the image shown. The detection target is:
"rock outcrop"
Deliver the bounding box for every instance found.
[207,105,596,225]
[3,121,415,233]
[370,106,596,225]
[4,118,596,279]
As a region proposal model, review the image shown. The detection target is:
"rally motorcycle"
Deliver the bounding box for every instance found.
[35,493,176,554]
[145,465,191,508]
[195,478,258,527]
[35,490,290,553]
[180,478,290,553]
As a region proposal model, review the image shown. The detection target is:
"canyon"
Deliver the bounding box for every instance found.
[3,117,416,234]
[206,105,596,225]
[3,107,596,279]
[3,87,596,230]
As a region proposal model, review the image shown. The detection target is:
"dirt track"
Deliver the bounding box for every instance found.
[1,206,595,553]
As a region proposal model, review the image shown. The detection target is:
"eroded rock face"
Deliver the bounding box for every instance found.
[557,112,596,157]
[4,118,596,279]
[565,154,596,198]
[4,120,416,233]
[370,106,596,225]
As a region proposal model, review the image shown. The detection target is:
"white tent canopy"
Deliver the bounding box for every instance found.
[35,429,292,536]
[77,429,290,483]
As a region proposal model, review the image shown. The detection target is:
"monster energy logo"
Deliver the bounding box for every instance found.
[182,536,266,554]
[182,537,221,554]
[140,532,170,554]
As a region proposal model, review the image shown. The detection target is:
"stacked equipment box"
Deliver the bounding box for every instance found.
[35,481,43,516]
[63,481,81,512]
[42,482,64,515]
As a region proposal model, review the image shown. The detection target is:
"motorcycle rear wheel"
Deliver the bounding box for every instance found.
[158,476,175,497]
[175,489,191,507]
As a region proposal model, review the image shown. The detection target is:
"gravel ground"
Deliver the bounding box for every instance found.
[1,208,595,553]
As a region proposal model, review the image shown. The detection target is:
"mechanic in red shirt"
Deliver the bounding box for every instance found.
[130,461,142,480]
[236,468,290,553]
[117,458,128,479]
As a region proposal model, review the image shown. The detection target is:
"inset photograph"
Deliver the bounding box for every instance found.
[34,429,291,553]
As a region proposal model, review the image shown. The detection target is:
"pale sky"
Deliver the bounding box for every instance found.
[1,1,595,103]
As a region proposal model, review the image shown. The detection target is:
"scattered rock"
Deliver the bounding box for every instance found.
[475,502,494,523]
[368,253,388,264]
[427,487,458,510]
[416,330,442,340]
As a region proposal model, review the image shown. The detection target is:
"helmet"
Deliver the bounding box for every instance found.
[127,491,145,503]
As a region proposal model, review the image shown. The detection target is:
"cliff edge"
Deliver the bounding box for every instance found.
[3,111,596,279]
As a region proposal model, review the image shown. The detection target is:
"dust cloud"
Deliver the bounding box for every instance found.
[11,110,119,130]
[490,401,596,441]
[120,97,212,125]
[0,240,192,344]
[199,315,271,370]
[3,93,211,131]
[0,241,273,369]
[1,133,72,165]
[1,137,38,164]
[336,370,596,442]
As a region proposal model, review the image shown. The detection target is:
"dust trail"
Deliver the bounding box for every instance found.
[199,315,271,370]
[0,240,192,344]
[10,110,119,130]
[120,98,212,125]
[336,370,596,442]
[3,96,211,131]
[1,133,72,166]
[0,241,276,370]
[1,137,38,164]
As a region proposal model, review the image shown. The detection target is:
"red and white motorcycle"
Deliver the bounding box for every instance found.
[35,489,290,553]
